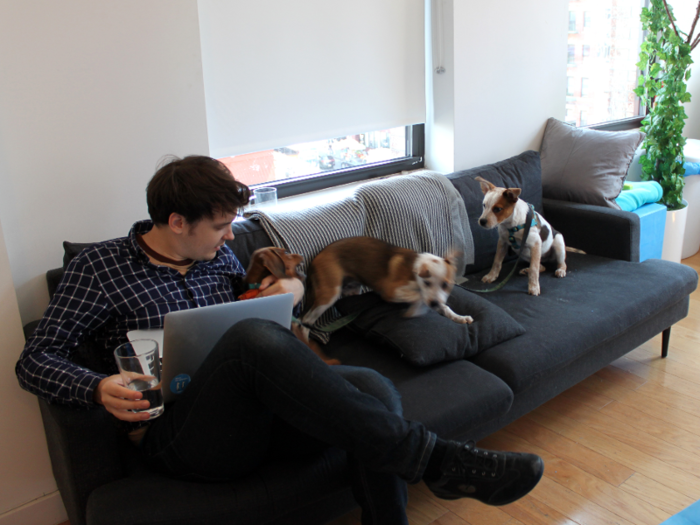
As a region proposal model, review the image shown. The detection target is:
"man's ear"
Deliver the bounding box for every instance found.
[168,213,187,234]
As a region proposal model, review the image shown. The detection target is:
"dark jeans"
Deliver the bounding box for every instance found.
[140,318,436,525]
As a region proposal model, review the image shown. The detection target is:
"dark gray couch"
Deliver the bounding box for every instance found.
[27,151,698,525]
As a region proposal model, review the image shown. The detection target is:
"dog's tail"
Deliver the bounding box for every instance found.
[566,247,586,254]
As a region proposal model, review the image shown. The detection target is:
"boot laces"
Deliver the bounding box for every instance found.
[457,441,500,477]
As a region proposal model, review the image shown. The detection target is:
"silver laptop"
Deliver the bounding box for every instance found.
[127,293,294,403]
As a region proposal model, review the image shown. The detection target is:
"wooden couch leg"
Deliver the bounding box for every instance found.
[662,327,671,358]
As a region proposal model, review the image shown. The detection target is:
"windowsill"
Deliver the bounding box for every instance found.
[240,167,432,217]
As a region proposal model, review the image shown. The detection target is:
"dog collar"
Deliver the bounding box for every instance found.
[507,204,537,250]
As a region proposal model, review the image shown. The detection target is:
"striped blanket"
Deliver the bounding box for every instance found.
[244,171,474,339]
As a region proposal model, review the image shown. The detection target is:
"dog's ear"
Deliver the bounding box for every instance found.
[505,188,522,203]
[245,248,273,283]
[443,249,461,267]
[475,176,496,195]
[280,253,304,279]
[259,248,288,279]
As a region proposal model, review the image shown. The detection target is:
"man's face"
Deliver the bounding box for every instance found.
[181,211,237,261]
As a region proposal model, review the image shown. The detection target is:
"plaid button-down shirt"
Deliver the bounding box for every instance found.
[16,220,246,409]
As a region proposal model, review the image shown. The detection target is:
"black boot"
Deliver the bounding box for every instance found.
[425,441,543,506]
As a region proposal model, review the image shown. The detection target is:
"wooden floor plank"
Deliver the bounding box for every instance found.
[407,483,451,525]
[503,497,582,525]
[619,472,696,517]
[530,477,637,525]
[544,395,700,474]
[525,407,700,500]
[500,417,634,487]
[482,429,669,525]
[599,401,700,456]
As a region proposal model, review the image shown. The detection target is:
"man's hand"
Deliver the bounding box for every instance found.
[94,375,151,422]
[258,276,304,305]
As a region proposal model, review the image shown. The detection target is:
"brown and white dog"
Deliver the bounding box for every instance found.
[298,236,472,340]
[475,176,568,296]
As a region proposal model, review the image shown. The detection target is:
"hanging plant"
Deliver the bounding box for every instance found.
[634,0,699,210]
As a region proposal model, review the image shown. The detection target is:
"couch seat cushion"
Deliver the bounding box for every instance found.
[466,253,698,394]
[324,331,514,439]
[87,447,353,525]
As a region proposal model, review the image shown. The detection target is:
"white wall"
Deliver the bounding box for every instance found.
[452,0,568,170]
[0,217,65,524]
[0,1,210,325]
[426,0,456,174]
[426,0,568,172]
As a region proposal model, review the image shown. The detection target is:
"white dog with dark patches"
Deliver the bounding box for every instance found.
[475,177,569,296]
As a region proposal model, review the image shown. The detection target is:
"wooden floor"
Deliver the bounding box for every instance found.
[328,252,700,525]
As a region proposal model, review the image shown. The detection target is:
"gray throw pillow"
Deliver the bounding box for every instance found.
[334,287,525,366]
[540,118,644,209]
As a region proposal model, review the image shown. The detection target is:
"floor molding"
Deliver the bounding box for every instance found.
[0,491,67,525]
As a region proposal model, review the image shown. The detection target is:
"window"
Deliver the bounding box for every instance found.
[219,125,424,198]
[197,0,425,197]
[581,77,590,96]
[565,0,645,128]
[567,76,576,96]
[569,11,577,32]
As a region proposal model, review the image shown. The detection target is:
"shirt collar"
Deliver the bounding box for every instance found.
[127,220,228,270]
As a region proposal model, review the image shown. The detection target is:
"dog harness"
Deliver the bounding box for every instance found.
[507,204,539,250]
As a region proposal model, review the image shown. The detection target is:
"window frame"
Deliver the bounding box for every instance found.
[248,124,425,199]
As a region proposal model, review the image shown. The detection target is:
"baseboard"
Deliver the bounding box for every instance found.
[0,491,67,525]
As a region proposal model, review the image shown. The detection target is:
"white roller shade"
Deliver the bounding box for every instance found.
[198,0,425,159]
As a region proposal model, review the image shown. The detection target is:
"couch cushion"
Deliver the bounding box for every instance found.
[324,330,514,439]
[446,151,543,274]
[63,241,97,268]
[87,446,354,525]
[540,118,644,210]
[226,218,274,272]
[334,288,525,366]
[467,253,698,394]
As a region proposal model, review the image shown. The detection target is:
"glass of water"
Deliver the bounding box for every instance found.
[113,339,165,419]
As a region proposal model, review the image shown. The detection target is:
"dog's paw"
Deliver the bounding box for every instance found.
[519,268,529,275]
[555,267,566,278]
[452,314,474,324]
[528,284,540,296]
[482,273,498,283]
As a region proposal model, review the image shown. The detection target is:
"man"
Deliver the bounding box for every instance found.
[17,155,544,525]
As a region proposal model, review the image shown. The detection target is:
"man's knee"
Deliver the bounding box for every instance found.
[336,366,403,416]
[213,318,298,360]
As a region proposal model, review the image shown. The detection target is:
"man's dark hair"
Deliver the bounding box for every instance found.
[147,155,251,225]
